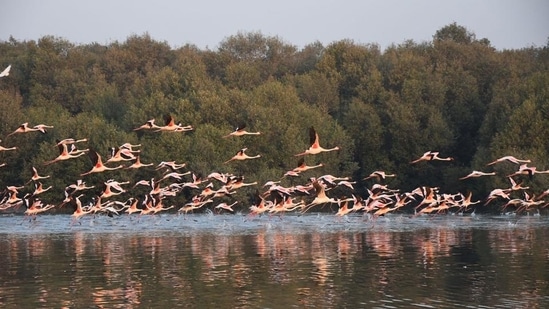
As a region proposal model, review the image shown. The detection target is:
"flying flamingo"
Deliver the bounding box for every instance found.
[507,164,549,179]
[124,198,143,214]
[151,197,175,214]
[248,192,272,215]
[292,157,324,173]
[5,185,24,194]
[223,124,261,138]
[106,147,136,163]
[126,155,154,169]
[335,180,356,190]
[33,182,52,196]
[156,114,179,132]
[486,155,531,166]
[212,186,237,199]
[119,143,141,153]
[295,127,340,156]
[173,125,194,132]
[139,195,157,215]
[225,176,258,191]
[44,142,87,165]
[335,200,353,217]
[197,183,216,198]
[317,174,350,186]
[179,195,214,214]
[269,197,304,214]
[224,148,261,164]
[81,150,124,176]
[2,191,23,208]
[24,196,55,217]
[155,114,192,132]
[410,151,454,164]
[160,171,191,182]
[183,173,205,189]
[7,123,41,137]
[156,161,186,171]
[484,188,511,206]
[458,192,481,211]
[215,201,238,213]
[28,166,50,184]
[392,193,413,210]
[100,182,125,199]
[459,170,496,180]
[69,144,89,155]
[301,180,339,213]
[207,172,232,183]
[282,170,301,178]
[55,138,88,147]
[32,124,54,133]
[363,170,396,181]
[373,203,399,217]
[87,197,125,216]
[66,179,95,193]
[506,177,529,191]
[104,179,130,192]
[71,194,92,221]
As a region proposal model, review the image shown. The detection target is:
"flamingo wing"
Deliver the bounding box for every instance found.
[308,127,317,146]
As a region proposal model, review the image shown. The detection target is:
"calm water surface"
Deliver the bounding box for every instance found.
[0,213,548,308]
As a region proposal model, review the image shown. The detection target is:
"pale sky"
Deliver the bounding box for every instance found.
[1,0,547,50]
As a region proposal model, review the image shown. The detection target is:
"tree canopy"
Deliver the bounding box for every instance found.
[0,24,548,213]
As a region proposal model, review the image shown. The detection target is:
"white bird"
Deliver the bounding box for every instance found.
[0,64,11,78]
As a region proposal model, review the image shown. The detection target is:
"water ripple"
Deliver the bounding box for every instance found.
[0,214,548,308]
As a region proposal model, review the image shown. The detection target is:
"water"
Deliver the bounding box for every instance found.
[1,213,548,308]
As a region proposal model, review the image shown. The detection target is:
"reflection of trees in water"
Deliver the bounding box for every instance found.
[0,225,547,307]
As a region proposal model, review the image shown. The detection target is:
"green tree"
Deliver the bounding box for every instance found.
[433,22,476,44]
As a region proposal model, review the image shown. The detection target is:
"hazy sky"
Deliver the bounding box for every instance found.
[1,0,547,50]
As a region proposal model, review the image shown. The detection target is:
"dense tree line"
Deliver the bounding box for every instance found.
[0,23,548,210]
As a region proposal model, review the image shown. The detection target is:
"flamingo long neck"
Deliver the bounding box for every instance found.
[319,146,339,153]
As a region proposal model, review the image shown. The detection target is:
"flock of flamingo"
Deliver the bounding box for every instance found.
[0,63,548,222]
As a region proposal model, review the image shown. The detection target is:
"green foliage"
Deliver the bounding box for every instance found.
[343,99,385,173]
[290,71,339,114]
[433,22,477,45]
[0,25,547,209]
